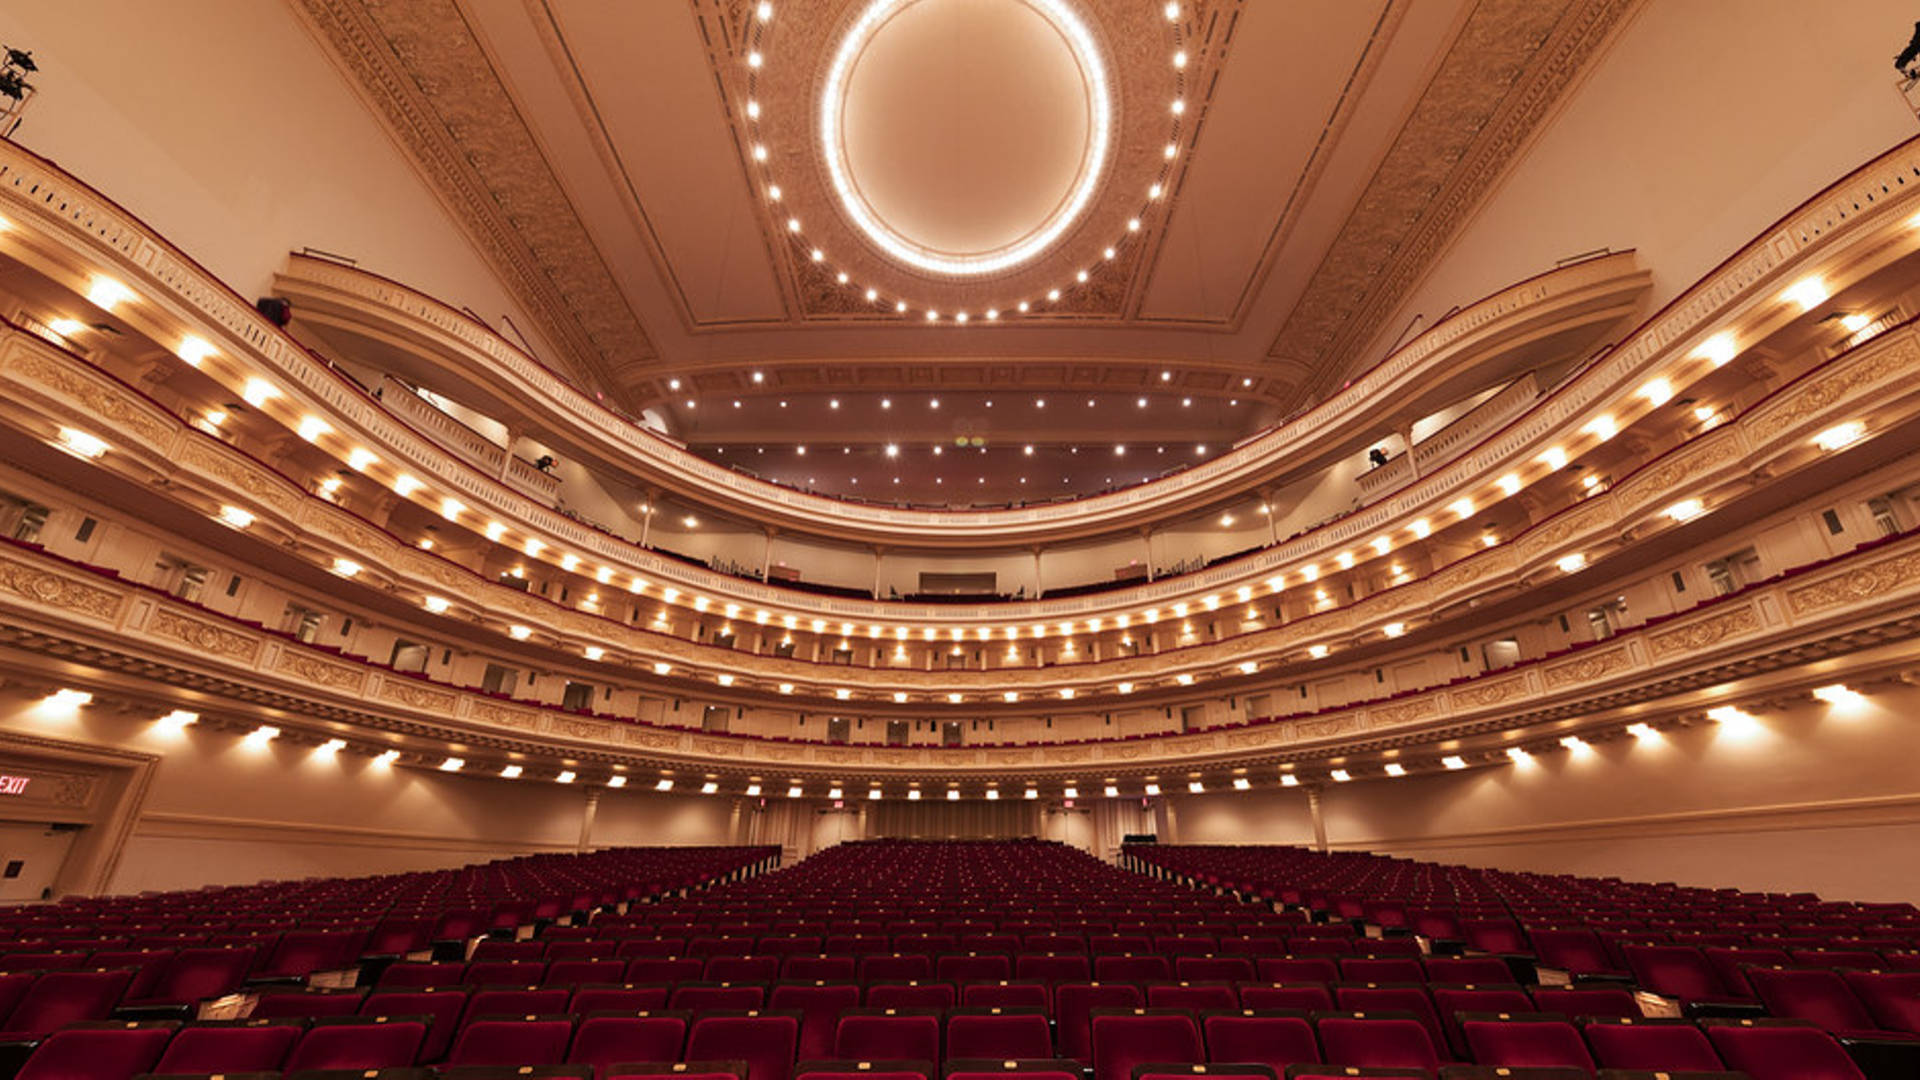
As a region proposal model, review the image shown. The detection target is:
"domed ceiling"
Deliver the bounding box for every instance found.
[293,0,1635,499]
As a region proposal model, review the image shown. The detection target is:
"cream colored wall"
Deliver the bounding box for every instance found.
[1370,0,1920,366]
[1166,684,1920,903]
[0,691,741,895]
[0,0,556,359]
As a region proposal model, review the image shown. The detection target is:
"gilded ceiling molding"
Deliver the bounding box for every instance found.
[287,0,657,408]
[1265,0,1640,408]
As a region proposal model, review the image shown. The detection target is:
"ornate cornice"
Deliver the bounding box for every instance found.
[1265,0,1640,406]
[288,0,657,406]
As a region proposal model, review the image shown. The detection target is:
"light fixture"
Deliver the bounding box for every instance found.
[331,558,362,578]
[86,276,134,311]
[1441,755,1467,770]
[154,709,198,734]
[654,662,673,676]
[1497,473,1521,496]
[744,783,762,796]
[655,778,674,791]
[1783,276,1829,312]
[1556,553,1587,573]
[984,788,999,801]
[584,646,605,661]
[906,788,921,801]
[608,775,628,788]
[439,757,464,771]
[55,427,108,459]
[1694,331,1737,366]
[1641,377,1673,406]
[316,738,346,755]
[177,335,217,366]
[1812,684,1864,706]
[1330,769,1351,782]
[41,688,93,712]
[818,0,1111,277]
[508,624,532,640]
[241,377,278,407]
[348,448,378,471]
[1505,746,1532,763]
[244,725,280,746]
[1813,421,1864,451]
[500,764,523,778]
[297,416,331,442]
[1278,774,1298,788]
[1384,763,1406,777]
[218,506,255,529]
[1307,645,1329,659]
[717,674,735,687]
[1187,780,1204,793]
[1560,735,1593,756]
[1382,622,1405,638]
[1665,498,1704,522]
[1143,782,1162,796]
[946,788,960,801]
[1626,722,1659,741]
[392,475,422,496]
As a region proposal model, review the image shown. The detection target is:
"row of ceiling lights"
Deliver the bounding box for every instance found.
[675,386,1255,408]
[39,261,1880,704]
[30,683,1870,795]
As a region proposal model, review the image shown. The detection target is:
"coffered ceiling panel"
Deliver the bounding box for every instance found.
[1137,0,1400,326]
[540,0,788,327]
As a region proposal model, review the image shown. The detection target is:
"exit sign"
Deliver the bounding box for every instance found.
[0,775,29,795]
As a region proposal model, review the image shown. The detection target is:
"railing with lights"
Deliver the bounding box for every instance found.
[274,246,1646,544]
[4,300,1917,711]
[2,494,1918,788]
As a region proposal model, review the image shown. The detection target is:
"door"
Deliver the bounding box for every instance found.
[0,823,77,901]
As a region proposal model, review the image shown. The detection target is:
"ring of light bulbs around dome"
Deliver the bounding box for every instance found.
[742,0,1191,319]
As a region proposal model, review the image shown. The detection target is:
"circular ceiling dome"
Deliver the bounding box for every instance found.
[822,0,1111,277]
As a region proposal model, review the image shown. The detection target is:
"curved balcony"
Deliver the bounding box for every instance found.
[2,517,1917,786]
[276,249,1647,546]
[6,298,1917,715]
[2,135,1920,699]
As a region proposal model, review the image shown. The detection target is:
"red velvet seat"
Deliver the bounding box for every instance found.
[1202,1010,1322,1074]
[1088,1008,1204,1080]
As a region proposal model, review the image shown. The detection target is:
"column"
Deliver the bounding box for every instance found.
[1031,547,1044,597]
[1401,425,1420,479]
[639,491,657,548]
[577,788,602,852]
[872,547,886,599]
[1306,784,1328,852]
[1141,528,1155,581]
[499,426,519,479]
[760,528,776,581]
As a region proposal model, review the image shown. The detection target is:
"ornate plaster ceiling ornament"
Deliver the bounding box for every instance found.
[731,0,1205,321]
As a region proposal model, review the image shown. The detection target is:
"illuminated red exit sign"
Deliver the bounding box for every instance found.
[0,775,29,795]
